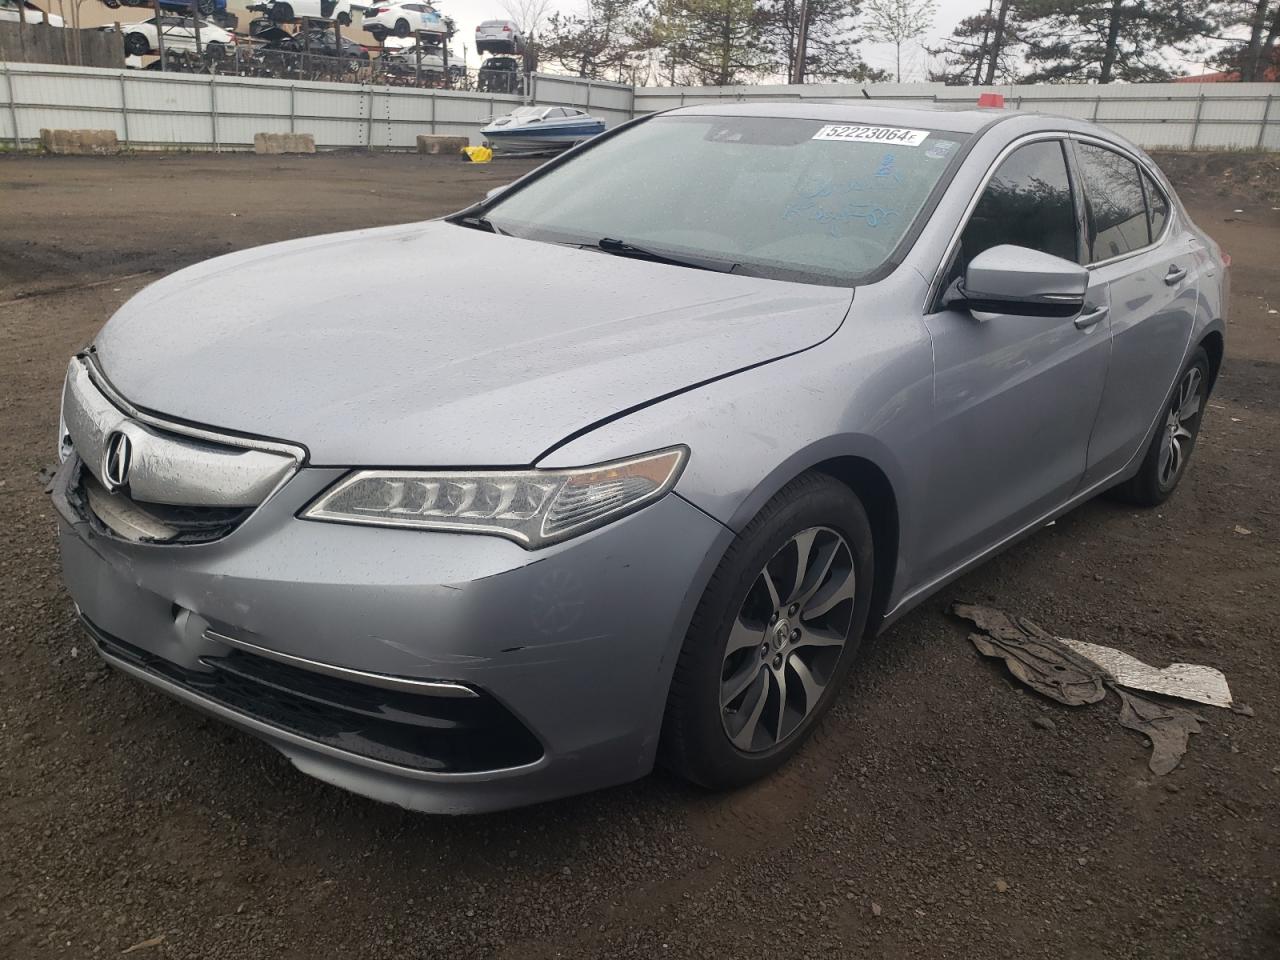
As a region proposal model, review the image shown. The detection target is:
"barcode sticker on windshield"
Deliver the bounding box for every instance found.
[812,125,930,146]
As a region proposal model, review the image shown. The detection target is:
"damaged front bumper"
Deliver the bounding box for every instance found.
[51,454,731,814]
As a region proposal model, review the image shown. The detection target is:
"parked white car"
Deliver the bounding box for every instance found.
[474,18,519,54]
[116,16,235,56]
[380,38,461,76]
[248,0,353,26]
[361,1,442,39]
[0,0,64,25]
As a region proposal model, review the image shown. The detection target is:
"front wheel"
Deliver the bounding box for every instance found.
[269,2,293,22]
[124,32,150,55]
[336,11,350,25]
[660,473,874,789]
[393,17,409,36]
[1109,346,1210,507]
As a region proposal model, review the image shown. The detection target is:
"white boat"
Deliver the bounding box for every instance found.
[480,106,605,154]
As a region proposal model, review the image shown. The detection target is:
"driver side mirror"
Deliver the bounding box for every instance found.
[944,244,1088,320]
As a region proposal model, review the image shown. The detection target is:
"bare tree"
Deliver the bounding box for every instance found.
[862,0,935,80]
[502,0,554,37]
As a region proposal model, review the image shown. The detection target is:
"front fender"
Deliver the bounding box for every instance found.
[539,280,936,615]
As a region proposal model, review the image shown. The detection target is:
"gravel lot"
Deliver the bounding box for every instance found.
[1,150,1277,960]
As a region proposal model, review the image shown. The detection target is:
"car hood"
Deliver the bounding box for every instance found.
[94,221,852,465]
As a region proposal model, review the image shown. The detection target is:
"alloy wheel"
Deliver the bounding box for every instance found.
[719,526,856,753]
[1159,365,1204,489]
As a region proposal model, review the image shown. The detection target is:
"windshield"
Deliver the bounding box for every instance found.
[481,115,968,285]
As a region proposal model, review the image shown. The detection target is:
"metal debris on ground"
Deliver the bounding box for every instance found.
[949,604,1107,706]
[1114,689,1204,776]
[951,603,1248,776]
[1055,637,1233,709]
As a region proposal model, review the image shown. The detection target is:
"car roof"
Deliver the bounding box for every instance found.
[665,101,1016,135]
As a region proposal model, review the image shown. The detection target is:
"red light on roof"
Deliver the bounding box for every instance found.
[977,93,1005,108]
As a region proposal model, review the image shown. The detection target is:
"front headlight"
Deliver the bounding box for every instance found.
[300,447,688,548]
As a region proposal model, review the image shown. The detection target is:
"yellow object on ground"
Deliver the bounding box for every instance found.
[463,146,493,164]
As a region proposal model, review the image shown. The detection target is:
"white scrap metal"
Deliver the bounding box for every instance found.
[1057,639,1233,710]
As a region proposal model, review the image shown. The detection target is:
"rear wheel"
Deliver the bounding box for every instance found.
[124,31,150,55]
[394,17,409,35]
[270,2,294,22]
[660,473,874,789]
[1110,346,1210,506]
[336,11,351,25]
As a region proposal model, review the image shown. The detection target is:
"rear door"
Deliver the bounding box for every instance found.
[1069,139,1201,483]
[918,136,1112,581]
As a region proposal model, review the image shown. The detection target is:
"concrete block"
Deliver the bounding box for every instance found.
[417,134,469,156]
[253,132,317,155]
[39,129,120,156]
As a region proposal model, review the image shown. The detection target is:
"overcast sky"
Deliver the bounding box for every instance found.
[441,0,1222,79]
[441,0,980,76]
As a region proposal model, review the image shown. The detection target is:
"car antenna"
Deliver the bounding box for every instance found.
[861,88,871,99]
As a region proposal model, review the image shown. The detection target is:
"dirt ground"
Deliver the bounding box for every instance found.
[1,150,1277,960]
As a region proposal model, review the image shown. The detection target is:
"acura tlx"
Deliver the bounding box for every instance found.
[52,102,1225,813]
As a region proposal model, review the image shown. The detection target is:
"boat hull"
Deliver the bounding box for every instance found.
[481,121,606,153]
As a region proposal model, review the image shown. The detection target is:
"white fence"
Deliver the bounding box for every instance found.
[634,81,1280,151]
[2,62,1276,152]
[0,61,633,150]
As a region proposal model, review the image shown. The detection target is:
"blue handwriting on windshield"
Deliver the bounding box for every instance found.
[783,172,903,238]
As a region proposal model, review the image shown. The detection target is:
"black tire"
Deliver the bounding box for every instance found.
[196,0,215,14]
[270,2,293,22]
[394,17,409,36]
[1109,346,1210,507]
[204,41,225,59]
[124,32,150,55]
[336,11,351,25]
[660,472,875,790]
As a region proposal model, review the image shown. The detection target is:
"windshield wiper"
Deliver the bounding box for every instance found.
[453,215,506,235]
[594,237,738,273]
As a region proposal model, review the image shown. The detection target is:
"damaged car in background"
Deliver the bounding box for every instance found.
[51,104,1227,814]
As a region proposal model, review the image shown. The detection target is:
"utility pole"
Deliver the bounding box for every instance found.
[151,0,167,71]
[790,0,811,84]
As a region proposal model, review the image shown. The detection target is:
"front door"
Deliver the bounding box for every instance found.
[917,137,1112,582]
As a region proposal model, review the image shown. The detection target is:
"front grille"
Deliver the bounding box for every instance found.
[59,354,301,545]
[65,459,252,545]
[84,618,544,774]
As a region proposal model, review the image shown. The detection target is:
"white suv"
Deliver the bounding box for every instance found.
[248,0,353,25]
[362,1,442,40]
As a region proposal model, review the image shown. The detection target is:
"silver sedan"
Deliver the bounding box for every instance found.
[52,102,1226,813]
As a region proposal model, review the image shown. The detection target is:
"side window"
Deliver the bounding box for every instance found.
[1075,143,1149,261]
[952,139,1079,282]
[1142,169,1169,241]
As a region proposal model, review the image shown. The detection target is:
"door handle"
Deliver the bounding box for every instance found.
[1074,305,1109,331]
[1164,264,1188,285]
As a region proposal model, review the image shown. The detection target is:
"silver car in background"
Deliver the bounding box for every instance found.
[52,103,1226,813]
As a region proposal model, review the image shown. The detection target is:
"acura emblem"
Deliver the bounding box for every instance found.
[103,430,132,491]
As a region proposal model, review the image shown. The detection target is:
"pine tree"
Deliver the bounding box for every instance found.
[927,0,1022,85]
[641,0,769,85]
[1213,0,1280,80]
[1018,0,1213,83]
[758,0,888,82]
[543,0,643,79]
